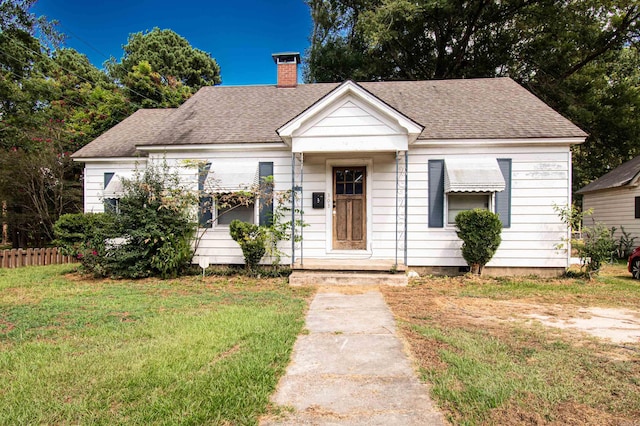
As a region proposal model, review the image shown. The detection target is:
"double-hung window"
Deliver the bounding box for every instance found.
[429,158,512,228]
[198,161,274,228]
[447,193,491,225]
[216,195,256,225]
[103,172,124,213]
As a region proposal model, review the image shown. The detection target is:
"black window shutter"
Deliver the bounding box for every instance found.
[428,160,444,228]
[259,162,274,226]
[496,159,512,228]
[199,163,212,228]
[635,197,640,219]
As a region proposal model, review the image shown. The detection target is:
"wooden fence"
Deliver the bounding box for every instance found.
[0,248,77,269]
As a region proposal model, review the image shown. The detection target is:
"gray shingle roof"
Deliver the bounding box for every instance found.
[577,155,640,194]
[360,79,586,140]
[73,78,586,159]
[71,109,175,158]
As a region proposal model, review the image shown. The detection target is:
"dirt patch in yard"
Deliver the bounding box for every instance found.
[381,278,640,425]
[524,307,640,344]
[404,295,640,345]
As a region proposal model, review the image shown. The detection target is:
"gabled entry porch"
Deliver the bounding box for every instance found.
[277,81,423,274]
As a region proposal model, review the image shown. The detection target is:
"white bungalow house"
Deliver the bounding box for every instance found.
[72,53,587,277]
[578,154,640,242]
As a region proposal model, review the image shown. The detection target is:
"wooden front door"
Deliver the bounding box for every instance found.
[333,167,366,250]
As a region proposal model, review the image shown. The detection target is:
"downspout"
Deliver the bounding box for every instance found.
[567,150,572,269]
[395,151,399,268]
[405,151,409,266]
[300,153,304,267]
[291,153,296,266]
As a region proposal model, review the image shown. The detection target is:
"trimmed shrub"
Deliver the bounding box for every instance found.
[54,212,117,258]
[229,220,266,271]
[455,209,503,275]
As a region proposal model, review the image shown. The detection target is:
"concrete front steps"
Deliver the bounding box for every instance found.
[289,259,408,286]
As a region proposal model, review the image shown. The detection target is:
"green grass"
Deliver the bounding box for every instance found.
[412,323,639,425]
[390,263,640,425]
[417,263,640,308]
[0,265,312,425]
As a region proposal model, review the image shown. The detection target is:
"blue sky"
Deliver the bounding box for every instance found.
[32,0,312,86]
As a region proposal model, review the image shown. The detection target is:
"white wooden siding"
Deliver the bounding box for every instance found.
[80,143,573,269]
[407,146,571,268]
[292,95,410,153]
[149,150,293,265]
[83,160,144,213]
[299,100,397,137]
[583,186,640,242]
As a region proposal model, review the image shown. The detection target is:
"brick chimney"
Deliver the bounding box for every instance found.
[272,52,300,88]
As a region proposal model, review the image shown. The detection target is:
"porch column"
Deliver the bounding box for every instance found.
[405,151,409,265]
[291,153,295,265]
[395,151,408,267]
[291,152,304,267]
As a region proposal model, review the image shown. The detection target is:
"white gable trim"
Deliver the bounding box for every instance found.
[626,171,640,188]
[277,80,423,152]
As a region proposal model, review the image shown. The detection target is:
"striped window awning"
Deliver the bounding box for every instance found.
[204,162,259,194]
[444,158,506,193]
[102,174,125,199]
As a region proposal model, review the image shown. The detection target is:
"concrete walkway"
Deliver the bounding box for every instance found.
[261,290,446,425]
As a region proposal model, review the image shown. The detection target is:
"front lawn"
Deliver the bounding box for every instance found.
[0,265,312,425]
[383,263,640,425]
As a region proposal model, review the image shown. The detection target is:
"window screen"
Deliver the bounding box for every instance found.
[447,193,490,224]
[217,202,255,225]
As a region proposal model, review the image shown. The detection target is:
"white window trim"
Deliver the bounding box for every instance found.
[214,197,258,228]
[444,192,495,228]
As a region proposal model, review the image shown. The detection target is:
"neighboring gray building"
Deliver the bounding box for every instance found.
[578,155,640,242]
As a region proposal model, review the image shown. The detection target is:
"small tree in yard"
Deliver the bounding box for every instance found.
[111,164,197,278]
[573,223,616,278]
[554,204,616,278]
[455,209,502,275]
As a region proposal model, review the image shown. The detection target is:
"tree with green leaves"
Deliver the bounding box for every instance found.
[123,60,192,108]
[306,0,639,83]
[304,0,640,195]
[1,3,225,247]
[0,1,132,246]
[107,27,222,92]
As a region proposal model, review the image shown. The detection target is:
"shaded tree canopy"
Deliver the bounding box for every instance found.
[0,2,222,247]
[304,0,640,193]
[305,0,639,83]
[107,27,222,90]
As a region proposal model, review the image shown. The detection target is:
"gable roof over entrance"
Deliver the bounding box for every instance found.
[72,77,587,159]
[277,80,423,152]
